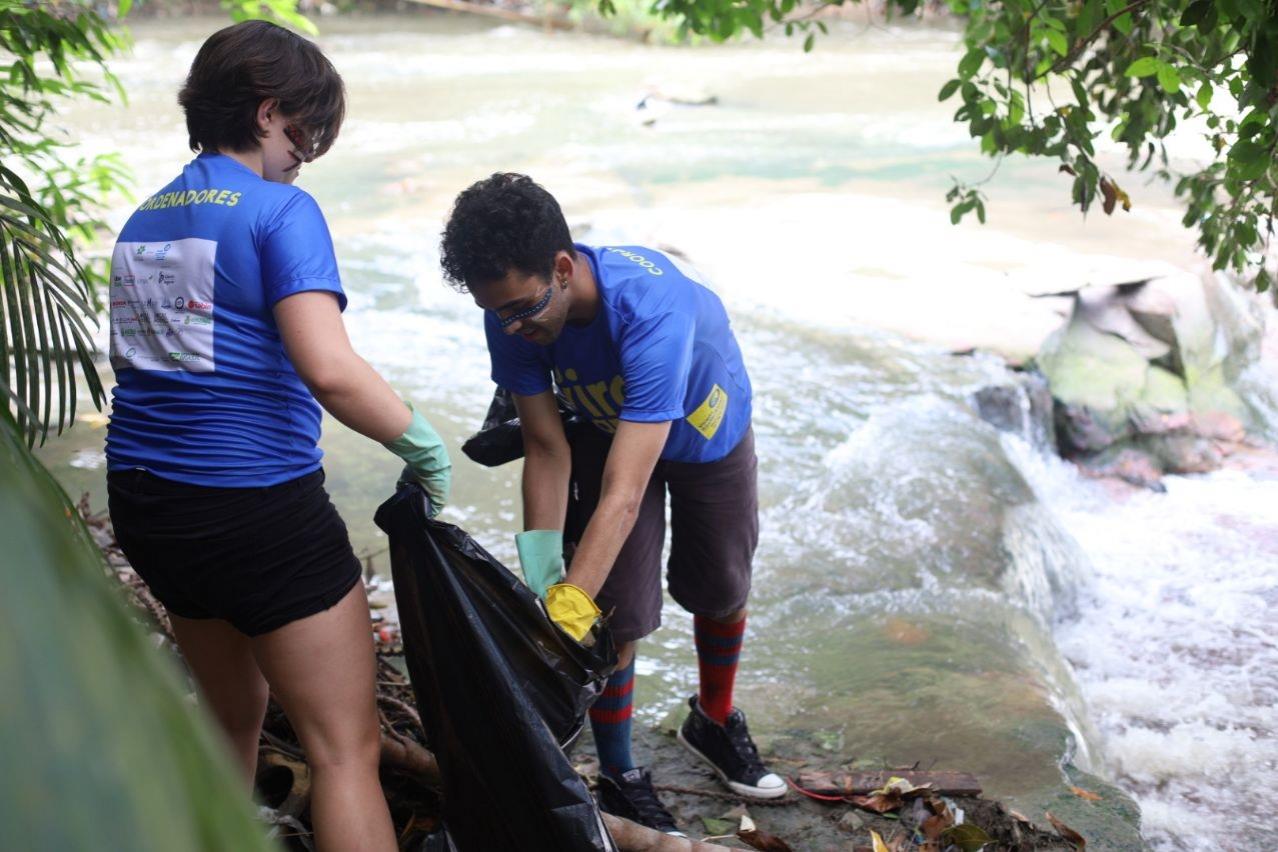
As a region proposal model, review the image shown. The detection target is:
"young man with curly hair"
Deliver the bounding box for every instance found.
[440,173,784,836]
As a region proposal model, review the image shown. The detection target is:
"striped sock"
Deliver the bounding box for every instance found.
[589,657,636,778]
[695,614,746,726]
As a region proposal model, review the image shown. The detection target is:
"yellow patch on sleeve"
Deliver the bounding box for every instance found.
[686,384,728,440]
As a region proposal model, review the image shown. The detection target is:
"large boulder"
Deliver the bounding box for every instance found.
[1034,274,1270,487]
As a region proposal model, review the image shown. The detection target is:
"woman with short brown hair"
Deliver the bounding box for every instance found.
[105,21,448,851]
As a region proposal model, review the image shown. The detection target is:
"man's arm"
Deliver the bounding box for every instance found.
[564,419,671,598]
[513,391,571,531]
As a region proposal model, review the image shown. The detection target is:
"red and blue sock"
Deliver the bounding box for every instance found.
[589,657,636,778]
[695,614,746,726]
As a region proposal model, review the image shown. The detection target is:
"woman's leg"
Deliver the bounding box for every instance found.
[168,614,270,784]
[251,582,396,852]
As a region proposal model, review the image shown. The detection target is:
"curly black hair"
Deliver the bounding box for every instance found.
[439,173,575,291]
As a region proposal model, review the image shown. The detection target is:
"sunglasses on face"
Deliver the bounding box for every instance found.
[284,123,318,165]
[496,281,556,329]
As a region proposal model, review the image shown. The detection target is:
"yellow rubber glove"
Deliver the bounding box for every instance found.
[545,582,601,642]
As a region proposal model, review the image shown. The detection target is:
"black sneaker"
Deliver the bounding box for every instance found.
[595,767,686,837]
[677,696,787,799]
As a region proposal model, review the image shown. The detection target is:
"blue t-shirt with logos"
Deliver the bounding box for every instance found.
[105,153,346,487]
[486,244,751,464]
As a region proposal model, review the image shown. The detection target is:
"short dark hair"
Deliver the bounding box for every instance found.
[178,20,344,159]
[440,173,575,291]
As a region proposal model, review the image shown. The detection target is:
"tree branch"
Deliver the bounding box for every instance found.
[1037,0,1153,81]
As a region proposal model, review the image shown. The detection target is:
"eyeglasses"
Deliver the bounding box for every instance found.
[496,281,556,329]
[284,123,318,166]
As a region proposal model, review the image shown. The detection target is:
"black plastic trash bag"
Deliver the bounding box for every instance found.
[461,387,585,468]
[374,484,618,851]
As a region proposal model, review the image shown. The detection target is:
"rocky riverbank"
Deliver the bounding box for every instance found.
[87,503,1116,851]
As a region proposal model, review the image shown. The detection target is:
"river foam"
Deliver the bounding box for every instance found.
[1009,443,1278,851]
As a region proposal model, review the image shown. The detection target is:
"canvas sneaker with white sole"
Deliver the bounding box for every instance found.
[595,767,687,837]
[677,696,787,799]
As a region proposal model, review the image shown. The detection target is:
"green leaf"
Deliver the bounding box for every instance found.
[1125,57,1159,77]
[1157,64,1182,94]
[803,32,814,52]
[1045,29,1068,57]
[1196,83,1213,110]
[118,0,133,17]
[1230,140,1267,165]
[938,79,962,102]
[950,199,976,224]
[958,48,985,79]
[1228,141,1272,181]
[700,817,736,835]
[1179,0,1212,27]
[1107,0,1133,34]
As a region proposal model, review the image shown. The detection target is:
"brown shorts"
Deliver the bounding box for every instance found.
[564,426,759,644]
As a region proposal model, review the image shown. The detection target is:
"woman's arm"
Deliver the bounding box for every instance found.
[273,290,410,441]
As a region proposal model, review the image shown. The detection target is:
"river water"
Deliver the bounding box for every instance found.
[36,13,1278,850]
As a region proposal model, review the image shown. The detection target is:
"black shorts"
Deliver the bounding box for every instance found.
[107,467,362,637]
[565,427,759,644]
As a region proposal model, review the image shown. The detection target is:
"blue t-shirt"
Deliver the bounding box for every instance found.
[487,244,752,464]
[105,153,346,487]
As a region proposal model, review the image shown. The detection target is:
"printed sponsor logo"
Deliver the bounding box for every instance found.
[187,299,212,311]
[167,352,202,363]
[134,245,146,257]
[121,275,136,286]
[174,297,185,310]
[110,299,127,308]
[184,315,212,326]
[604,247,664,276]
[155,243,172,262]
[158,272,176,285]
[686,383,728,440]
[124,347,136,358]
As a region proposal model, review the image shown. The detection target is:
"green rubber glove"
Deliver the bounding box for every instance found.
[383,402,451,517]
[515,530,566,599]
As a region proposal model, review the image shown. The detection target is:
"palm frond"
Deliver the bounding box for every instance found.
[0,169,104,447]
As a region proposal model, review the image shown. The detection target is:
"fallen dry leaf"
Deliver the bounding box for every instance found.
[870,830,890,852]
[943,822,994,852]
[1046,811,1086,849]
[737,826,795,852]
[1069,786,1102,802]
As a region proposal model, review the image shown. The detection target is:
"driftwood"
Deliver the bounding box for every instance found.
[794,769,983,797]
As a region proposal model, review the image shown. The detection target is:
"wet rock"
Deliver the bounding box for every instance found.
[1083,447,1167,492]
[1035,274,1271,486]
[973,369,1056,450]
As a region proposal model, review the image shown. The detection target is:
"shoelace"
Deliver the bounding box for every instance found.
[726,716,766,776]
[620,778,676,830]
